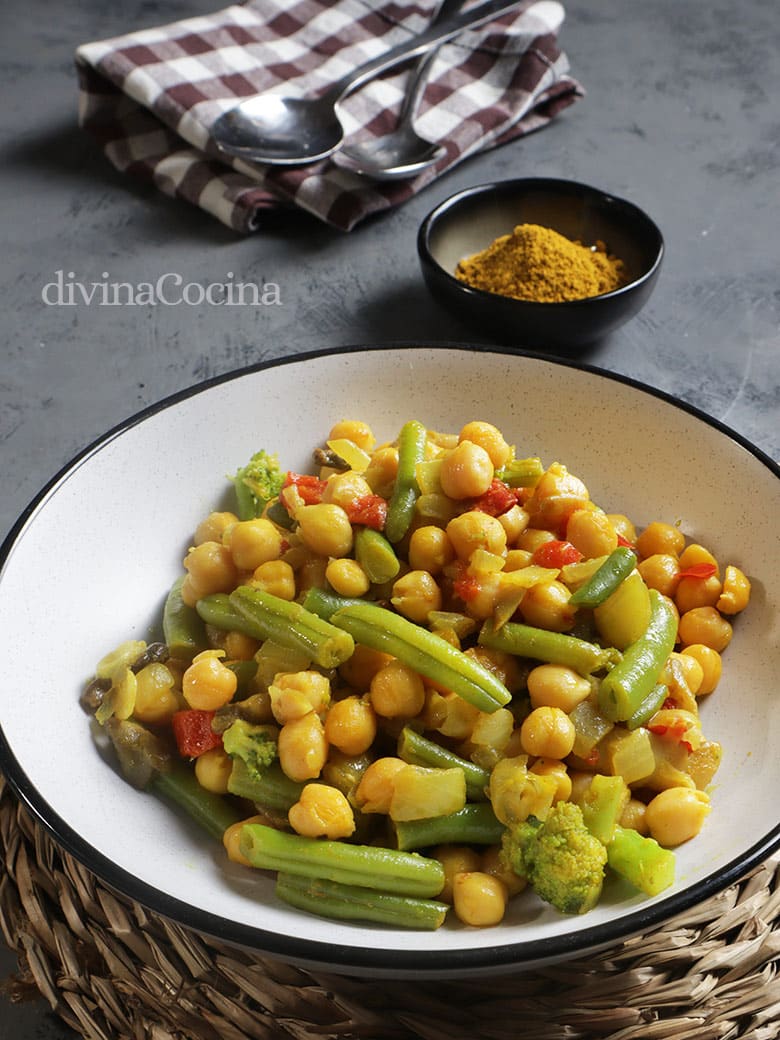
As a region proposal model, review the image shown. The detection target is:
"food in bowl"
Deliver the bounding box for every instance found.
[82,416,751,931]
[454,223,625,303]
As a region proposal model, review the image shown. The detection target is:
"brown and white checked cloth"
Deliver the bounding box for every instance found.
[75,0,583,232]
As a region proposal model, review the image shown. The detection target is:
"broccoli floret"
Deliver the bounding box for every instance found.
[221,719,277,780]
[231,449,284,520]
[501,801,607,915]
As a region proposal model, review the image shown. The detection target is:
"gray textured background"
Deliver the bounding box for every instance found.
[1,0,778,1036]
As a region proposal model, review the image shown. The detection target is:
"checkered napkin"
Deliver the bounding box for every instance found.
[75,0,583,232]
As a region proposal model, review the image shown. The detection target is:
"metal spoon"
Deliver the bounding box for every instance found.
[334,0,462,180]
[212,0,526,166]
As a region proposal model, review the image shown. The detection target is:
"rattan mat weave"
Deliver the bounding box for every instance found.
[2,775,780,1040]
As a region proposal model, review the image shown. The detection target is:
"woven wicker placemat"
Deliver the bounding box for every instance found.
[2,774,779,1040]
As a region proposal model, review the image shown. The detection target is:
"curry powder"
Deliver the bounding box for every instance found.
[455,223,624,303]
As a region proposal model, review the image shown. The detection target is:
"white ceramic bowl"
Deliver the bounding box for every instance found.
[1,345,778,978]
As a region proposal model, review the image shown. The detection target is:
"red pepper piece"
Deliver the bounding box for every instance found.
[617,533,636,550]
[648,719,689,741]
[345,494,388,530]
[469,479,519,517]
[452,563,482,603]
[171,709,222,758]
[677,562,718,580]
[283,472,327,506]
[531,540,584,568]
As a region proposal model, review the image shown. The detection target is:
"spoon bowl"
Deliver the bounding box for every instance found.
[211,0,526,166]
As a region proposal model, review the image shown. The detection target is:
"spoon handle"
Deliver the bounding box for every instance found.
[327,0,527,102]
[395,0,463,125]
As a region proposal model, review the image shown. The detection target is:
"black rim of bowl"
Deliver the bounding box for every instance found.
[1,342,777,979]
[418,178,665,308]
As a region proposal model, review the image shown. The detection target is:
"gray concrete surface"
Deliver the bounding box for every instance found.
[1,0,778,1036]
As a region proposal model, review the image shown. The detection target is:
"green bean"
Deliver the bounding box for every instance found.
[239,823,445,897]
[331,602,511,712]
[625,683,668,730]
[598,590,677,722]
[302,587,366,622]
[394,804,505,851]
[568,547,638,607]
[275,873,448,930]
[354,527,400,584]
[384,420,427,544]
[227,586,355,668]
[479,619,619,677]
[163,576,208,660]
[196,592,269,638]
[151,761,241,842]
[495,456,544,488]
[227,758,305,811]
[398,726,489,802]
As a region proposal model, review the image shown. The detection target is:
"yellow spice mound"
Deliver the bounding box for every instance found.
[455,223,624,303]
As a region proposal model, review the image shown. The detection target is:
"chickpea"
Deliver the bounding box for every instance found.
[432,845,481,903]
[677,607,733,653]
[675,573,723,614]
[527,664,591,713]
[515,528,556,554]
[480,844,527,897]
[439,441,494,500]
[288,783,355,840]
[446,511,507,561]
[529,463,589,506]
[326,557,370,598]
[566,508,618,559]
[681,644,722,694]
[645,788,710,846]
[328,419,375,452]
[133,662,178,724]
[296,503,353,558]
[227,518,284,571]
[678,543,719,575]
[520,706,576,759]
[270,671,330,724]
[222,630,260,661]
[223,814,266,865]
[324,695,377,756]
[353,757,407,813]
[278,712,328,782]
[497,504,530,545]
[194,746,233,794]
[408,525,455,575]
[452,872,508,927]
[636,521,685,558]
[519,580,576,632]
[607,514,637,545]
[194,510,238,546]
[620,797,649,835]
[668,650,704,696]
[321,471,373,509]
[458,421,511,469]
[370,660,426,719]
[717,565,751,614]
[530,758,572,802]
[338,644,393,692]
[391,569,442,622]
[182,541,239,603]
[363,445,399,498]
[182,650,237,711]
[252,559,296,600]
[638,553,681,597]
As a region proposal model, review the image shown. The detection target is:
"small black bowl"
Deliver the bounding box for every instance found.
[417,178,664,351]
